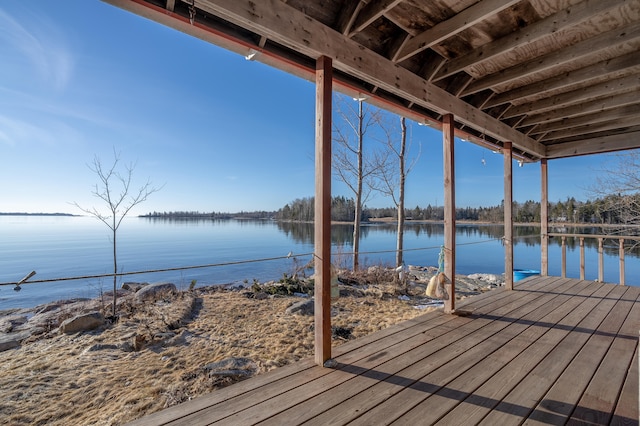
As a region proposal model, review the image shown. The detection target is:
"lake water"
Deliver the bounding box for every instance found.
[1,215,638,309]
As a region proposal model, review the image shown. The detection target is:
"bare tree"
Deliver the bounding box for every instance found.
[74,150,162,318]
[332,94,385,270]
[378,116,420,267]
[591,150,640,230]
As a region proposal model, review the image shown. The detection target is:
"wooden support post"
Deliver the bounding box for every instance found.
[598,237,604,282]
[579,238,585,280]
[504,142,513,290]
[314,56,332,366]
[561,236,567,278]
[540,159,549,276]
[619,238,625,285]
[443,114,456,314]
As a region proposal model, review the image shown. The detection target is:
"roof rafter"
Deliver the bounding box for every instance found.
[504,74,640,119]
[433,0,623,82]
[394,0,521,63]
[540,114,640,142]
[520,90,640,127]
[348,0,405,38]
[545,130,640,158]
[484,50,640,109]
[335,0,363,36]
[462,21,640,96]
[529,103,640,135]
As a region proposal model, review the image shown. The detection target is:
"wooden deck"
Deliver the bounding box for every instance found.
[129,277,639,425]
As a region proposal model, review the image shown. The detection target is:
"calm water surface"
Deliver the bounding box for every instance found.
[1,216,638,309]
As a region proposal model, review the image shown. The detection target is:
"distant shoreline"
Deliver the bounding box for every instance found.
[0,212,78,217]
[1,213,631,228]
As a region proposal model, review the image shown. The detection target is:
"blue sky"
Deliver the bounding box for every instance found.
[0,1,608,215]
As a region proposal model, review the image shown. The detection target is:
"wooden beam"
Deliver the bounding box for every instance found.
[540,159,548,276]
[619,238,625,286]
[545,130,640,158]
[504,142,513,290]
[336,0,364,36]
[484,51,640,109]
[394,0,520,63]
[540,114,640,143]
[462,21,640,96]
[389,33,412,63]
[528,103,640,136]
[349,0,404,37]
[419,54,447,81]
[314,56,333,366]
[192,0,543,156]
[561,236,567,278]
[433,0,623,82]
[579,238,585,279]
[443,114,456,314]
[504,74,640,119]
[598,238,604,282]
[520,90,640,127]
[384,11,420,37]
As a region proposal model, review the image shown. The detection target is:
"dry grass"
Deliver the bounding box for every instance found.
[0,286,430,425]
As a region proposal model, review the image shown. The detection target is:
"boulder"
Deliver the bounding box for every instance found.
[83,343,120,353]
[285,299,315,316]
[0,315,28,333]
[135,282,177,301]
[467,273,502,285]
[60,311,105,334]
[253,292,269,300]
[35,302,62,314]
[122,282,147,292]
[203,357,257,378]
[0,331,31,352]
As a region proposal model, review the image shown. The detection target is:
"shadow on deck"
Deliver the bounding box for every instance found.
[128,276,639,425]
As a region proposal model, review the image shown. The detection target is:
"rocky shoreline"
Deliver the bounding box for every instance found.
[0,265,504,425]
[0,266,504,352]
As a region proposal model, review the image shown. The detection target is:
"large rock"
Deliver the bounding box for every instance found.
[135,282,177,301]
[0,315,28,333]
[60,311,105,334]
[203,357,257,378]
[121,282,147,292]
[285,299,315,316]
[0,331,31,352]
[467,273,502,284]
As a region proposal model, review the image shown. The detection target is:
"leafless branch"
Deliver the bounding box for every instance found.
[72,149,162,317]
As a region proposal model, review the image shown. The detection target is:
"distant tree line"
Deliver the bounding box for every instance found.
[142,192,639,225]
[140,210,274,220]
[274,194,640,225]
[274,196,356,222]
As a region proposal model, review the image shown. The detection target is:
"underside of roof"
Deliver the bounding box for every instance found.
[104,0,640,162]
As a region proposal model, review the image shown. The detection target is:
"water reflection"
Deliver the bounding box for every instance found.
[143,218,640,260]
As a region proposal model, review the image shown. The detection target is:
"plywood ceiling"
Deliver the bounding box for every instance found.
[104,0,640,161]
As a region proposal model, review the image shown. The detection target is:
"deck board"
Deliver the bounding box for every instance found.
[300,278,582,426]
[612,343,638,425]
[126,278,639,426]
[374,279,600,425]
[478,285,632,425]
[225,278,574,425]
[566,291,640,425]
[438,283,623,425]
